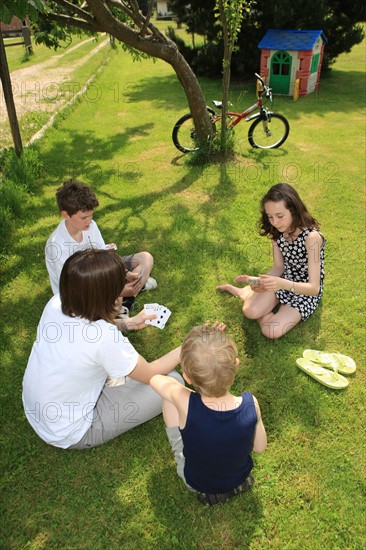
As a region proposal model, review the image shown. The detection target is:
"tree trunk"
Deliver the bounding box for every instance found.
[82,0,214,141]
[0,33,23,156]
[169,49,212,141]
[218,0,232,150]
[221,48,232,149]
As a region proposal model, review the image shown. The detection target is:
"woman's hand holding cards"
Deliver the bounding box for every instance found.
[115,310,157,331]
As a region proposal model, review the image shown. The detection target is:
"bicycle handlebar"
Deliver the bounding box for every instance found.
[255,72,265,86]
[255,72,272,99]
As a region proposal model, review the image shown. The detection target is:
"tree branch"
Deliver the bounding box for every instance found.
[146,21,169,43]
[42,12,102,33]
[105,0,134,20]
[129,0,141,14]
[139,0,154,37]
[103,0,125,8]
[52,0,96,24]
[104,0,148,31]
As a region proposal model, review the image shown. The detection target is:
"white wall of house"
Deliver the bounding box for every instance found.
[307,38,323,94]
[156,1,174,18]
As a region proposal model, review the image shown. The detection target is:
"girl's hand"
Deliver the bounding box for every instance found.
[259,274,283,292]
[115,310,157,331]
[235,274,267,292]
[235,274,250,283]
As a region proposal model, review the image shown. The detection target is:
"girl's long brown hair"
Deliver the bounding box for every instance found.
[259,183,319,240]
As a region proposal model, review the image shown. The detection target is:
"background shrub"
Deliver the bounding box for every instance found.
[0,147,43,254]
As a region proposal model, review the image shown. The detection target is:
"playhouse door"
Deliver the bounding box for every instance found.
[270,51,292,94]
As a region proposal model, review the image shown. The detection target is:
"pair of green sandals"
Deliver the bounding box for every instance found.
[296,350,357,390]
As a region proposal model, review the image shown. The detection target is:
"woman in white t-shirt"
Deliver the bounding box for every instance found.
[22,249,182,449]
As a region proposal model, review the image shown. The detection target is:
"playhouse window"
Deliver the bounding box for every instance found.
[311,53,320,73]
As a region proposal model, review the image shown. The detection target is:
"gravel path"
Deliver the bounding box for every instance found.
[0,36,109,128]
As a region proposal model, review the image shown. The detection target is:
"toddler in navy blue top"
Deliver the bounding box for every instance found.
[151,322,267,505]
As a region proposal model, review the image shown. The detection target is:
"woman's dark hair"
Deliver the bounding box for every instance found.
[259,183,319,239]
[60,249,126,322]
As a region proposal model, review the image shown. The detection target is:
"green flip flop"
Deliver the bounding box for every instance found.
[296,358,349,389]
[303,349,356,375]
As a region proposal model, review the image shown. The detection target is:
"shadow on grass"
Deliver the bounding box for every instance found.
[239,303,326,431]
[120,69,366,121]
[2,123,327,444]
[42,124,155,183]
[1,423,160,548]
[2,95,351,548]
[147,466,263,549]
[3,144,325,443]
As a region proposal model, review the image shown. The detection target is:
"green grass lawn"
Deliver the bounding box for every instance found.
[1,28,365,550]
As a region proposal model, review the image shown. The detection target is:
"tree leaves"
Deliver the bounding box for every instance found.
[1,0,45,24]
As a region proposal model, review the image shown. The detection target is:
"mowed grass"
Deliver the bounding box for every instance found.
[1,27,365,550]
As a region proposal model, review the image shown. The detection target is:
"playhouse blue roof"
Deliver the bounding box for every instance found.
[258,29,327,51]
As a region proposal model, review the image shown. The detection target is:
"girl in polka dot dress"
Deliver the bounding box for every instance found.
[217,183,325,339]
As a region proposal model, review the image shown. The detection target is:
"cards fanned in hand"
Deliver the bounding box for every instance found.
[144,303,172,329]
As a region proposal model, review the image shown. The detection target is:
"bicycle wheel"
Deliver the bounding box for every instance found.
[248,113,289,149]
[172,108,216,153]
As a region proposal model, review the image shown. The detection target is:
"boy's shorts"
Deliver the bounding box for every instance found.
[122,254,135,272]
[165,426,255,503]
[165,426,196,492]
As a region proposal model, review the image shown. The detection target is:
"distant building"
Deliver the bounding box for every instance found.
[156,1,174,20]
[1,16,30,38]
[258,29,327,97]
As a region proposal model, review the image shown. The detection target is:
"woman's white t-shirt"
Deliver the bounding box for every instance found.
[22,295,138,448]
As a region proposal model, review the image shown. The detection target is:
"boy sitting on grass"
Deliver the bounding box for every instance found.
[151,322,267,506]
[45,179,156,305]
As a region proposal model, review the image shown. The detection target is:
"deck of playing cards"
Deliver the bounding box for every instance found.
[144,303,172,329]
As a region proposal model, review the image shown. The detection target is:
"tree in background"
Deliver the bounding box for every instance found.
[215,0,249,153]
[168,0,217,45]
[168,0,365,78]
[1,0,215,152]
[0,0,45,155]
[167,0,220,75]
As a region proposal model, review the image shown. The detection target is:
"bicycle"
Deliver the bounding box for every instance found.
[172,73,290,153]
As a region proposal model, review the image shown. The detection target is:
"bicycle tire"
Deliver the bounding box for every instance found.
[248,113,289,149]
[172,107,216,153]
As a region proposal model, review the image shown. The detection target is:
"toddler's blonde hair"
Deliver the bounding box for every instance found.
[181,326,238,397]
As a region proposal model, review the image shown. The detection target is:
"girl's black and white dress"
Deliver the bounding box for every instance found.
[275,229,325,320]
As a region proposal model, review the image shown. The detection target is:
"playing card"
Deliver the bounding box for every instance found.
[105,243,117,250]
[144,303,171,329]
[144,303,159,314]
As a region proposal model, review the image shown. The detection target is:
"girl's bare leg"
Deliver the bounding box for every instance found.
[258,305,302,340]
[243,290,278,319]
[217,284,279,320]
[217,282,302,339]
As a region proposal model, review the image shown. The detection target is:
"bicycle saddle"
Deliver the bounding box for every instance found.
[212,100,223,109]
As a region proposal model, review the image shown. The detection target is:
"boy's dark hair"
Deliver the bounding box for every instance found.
[60,249,126,323]
[56,179,99,215]
[259,183,319,240]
